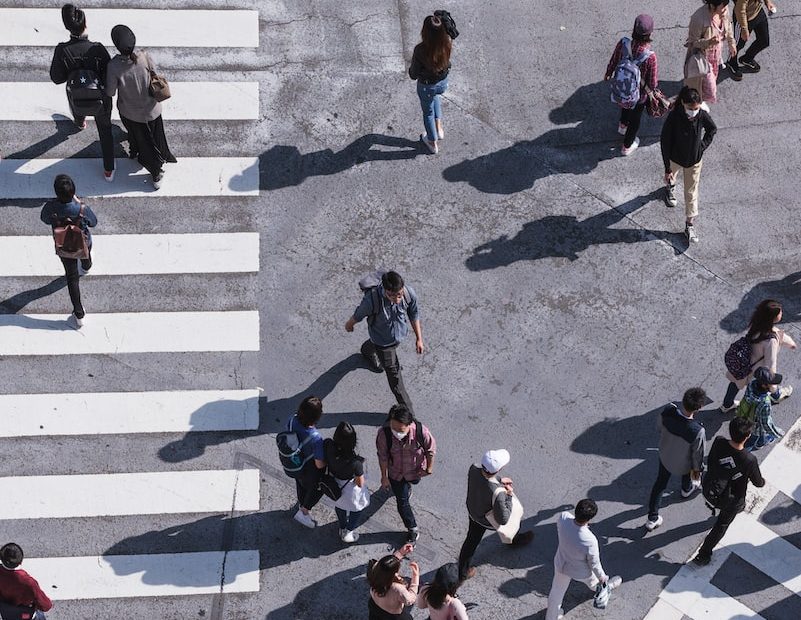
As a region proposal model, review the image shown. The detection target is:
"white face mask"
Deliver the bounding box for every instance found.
[392,430,408,441]
[685,108,700,119]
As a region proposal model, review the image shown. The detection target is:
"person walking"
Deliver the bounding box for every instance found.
[376,405,436,543]
[49,4,115,181]
[0,543,53,620]
[105,25,176,190]
[545,499,622,620]
[285,396,326,528]
[409,14,453,155]
[417,563,469,620]
[693,417,765,565]
[721,299,795,412]
[644,388,707,532]
[604,14,659,156]
[729,0,776,78]
[457,449,533,581]
[39,174,97,328]
[367,543,418,620]
[684,0,737,104]
[324,421,370,543]
[737,367,786,451]
[660,86,716,243]
[345,270,422,413]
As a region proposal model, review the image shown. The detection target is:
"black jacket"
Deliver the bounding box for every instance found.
[50,35,111,85]
[408,44,450,84]
[660,107,716,172]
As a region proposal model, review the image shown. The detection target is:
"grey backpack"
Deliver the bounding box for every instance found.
[358,270,410,324]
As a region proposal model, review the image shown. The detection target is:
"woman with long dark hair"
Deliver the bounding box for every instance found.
[324,421,370,543]
[105,24,176,190]
[409,15,452,154]
[367,543,418,619]
[721,299,796,411]
[417,563,469,619]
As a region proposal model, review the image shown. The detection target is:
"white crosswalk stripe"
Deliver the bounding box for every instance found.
[0,311,259,355]
[0,389,260,437]
[1,8,259,47]
[0,233,259,276]
[1,157,260,198]
[24,551,260,599]
[0,82,260,121]
[0,3,264,609]
[646,417,801,619]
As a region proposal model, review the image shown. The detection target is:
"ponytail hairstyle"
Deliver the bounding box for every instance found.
[419,15,452,73]
[61,4,86,36]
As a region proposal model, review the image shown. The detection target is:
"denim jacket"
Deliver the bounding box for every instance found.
[40,198,98,243]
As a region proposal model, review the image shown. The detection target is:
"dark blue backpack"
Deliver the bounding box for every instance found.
[610,38,652,109]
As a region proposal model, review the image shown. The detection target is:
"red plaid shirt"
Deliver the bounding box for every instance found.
[376,422,436,481]
[605,38,658,101]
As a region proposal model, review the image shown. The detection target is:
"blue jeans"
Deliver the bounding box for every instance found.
[417,78,448,141]
[335,507,364,531]
[389,477,419,529]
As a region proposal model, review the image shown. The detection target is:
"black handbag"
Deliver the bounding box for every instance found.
[318,474,344,501]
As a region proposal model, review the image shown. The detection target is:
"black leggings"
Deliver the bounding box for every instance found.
[733,8,770,65]
[60,253,92,318]
[620,102,645,148]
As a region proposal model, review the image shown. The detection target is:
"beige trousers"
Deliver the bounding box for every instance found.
[669,159,703,220]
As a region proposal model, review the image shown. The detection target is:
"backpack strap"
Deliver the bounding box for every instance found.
[383,424,394,465]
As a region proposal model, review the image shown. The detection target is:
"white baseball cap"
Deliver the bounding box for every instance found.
[481,449,510,474]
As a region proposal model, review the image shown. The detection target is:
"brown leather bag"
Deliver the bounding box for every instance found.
[52,204,89,259]
[145,53,171,102]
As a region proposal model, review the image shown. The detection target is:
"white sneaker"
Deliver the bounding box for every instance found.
[152,170,165,190]
[104,169,115,183]
[720,400,740,413]
[420,134,438,154]
[342,530,359,543]
[771,385,793,403]
[700,102,710,112]
[69,313,84,328]
[436,120,445,140]
[621,137,640,156]
[618,123,627,135]
[645,515,663,531]
[293,509,316,528]
[685,223,699,243]
[607,575,622,589]
[682,478,702,498]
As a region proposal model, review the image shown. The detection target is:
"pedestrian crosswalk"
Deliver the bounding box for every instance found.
[0,3,263,613]
[645,417,801,620]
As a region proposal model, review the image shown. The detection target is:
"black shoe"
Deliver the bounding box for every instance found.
[128,150,138,159]
[728,62,743,81]
[360,341,384,373]
[740,58,761,73]
[692,554,711,566]
[406,528,420,544]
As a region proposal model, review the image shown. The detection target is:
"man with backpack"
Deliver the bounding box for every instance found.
[40,174,97,328]
[376,404,436,543]
[644,388,707,532]
[277,396,326,528]
[605,14,659,156]
[345,270,422,412]
[0,543,52,620]
[693,417,765,565]
[49,4,115,182]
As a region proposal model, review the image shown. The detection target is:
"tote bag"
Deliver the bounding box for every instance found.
[485,483,523,544]
[334,477,371,512]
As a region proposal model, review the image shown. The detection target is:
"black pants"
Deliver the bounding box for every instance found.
[368,597,412,620]
[71,96,115,173]
[121,114,175,177]
[364,341,414,412]
[722,381,740,408]
[647,460,692,521]
[295,462,323,511]
[732,8,770,66]
[620,102,645,148]
[697,504,741,559]
[60,253,92,318]
[458,517,491,580]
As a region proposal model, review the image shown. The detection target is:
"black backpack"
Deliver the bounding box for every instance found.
[382,418,427,464]
[358,270,411,326]
[276,422,317,479]
[63,45,105,116]
[702,438,739,513]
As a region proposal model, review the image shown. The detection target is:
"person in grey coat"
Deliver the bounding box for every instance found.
[645,387,707,531]
[457,449,533,581]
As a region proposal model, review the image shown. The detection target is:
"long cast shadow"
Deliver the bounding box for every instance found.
[0,277,67,314]
[720,271,801,334]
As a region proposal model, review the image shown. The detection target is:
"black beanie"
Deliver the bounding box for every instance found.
[61,4,86,36]
[111,24,136,56]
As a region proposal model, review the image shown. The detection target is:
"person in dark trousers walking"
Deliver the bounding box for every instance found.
[457,449,533,581]
[105,25,176,190]
[729,0,776,79]
[604,14,659,156]
[286,396,326,529]
[645,388,707,531]
[345,271,422,413]
[0,543,52,620]
[49,4,115,181]
[39,174,97,328]
[324,421,370,543]
[660,86,716,243]
[693,417,765,565]
[409,14,453,155]
[376,405,436,544]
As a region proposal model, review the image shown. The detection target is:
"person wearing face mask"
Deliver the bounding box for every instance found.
[659,86,717,243]
[684,0,737,103]
[376,404,437,544]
